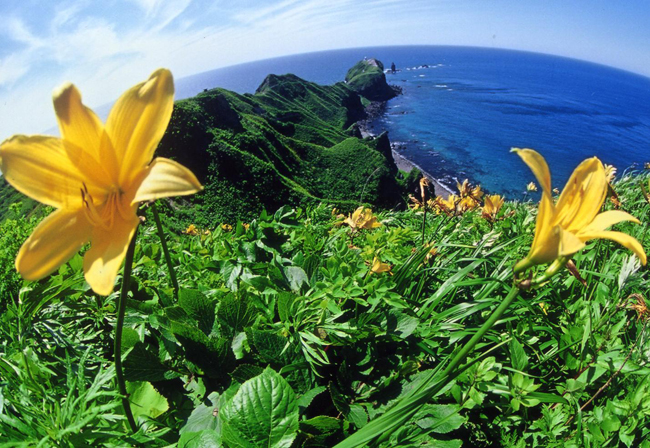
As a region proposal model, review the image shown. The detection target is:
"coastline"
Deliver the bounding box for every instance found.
[357,99,454,199]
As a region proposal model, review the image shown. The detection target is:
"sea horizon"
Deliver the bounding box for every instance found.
[175,45,650,199]
[14,45,650,198]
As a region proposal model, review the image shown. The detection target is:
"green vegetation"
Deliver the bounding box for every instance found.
[344,59,396,101]
[1,168,649,446]
[1,60,649,447]
[153,66,402,225]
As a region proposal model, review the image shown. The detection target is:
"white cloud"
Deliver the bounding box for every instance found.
[0,0,648,137]
[0,53,31,87]
[6,17,43,48]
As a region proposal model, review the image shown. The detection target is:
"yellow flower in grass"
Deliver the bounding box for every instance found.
[482,194,505,221]
[343,206,382,231]
[526,182,538,192]
[436,194,458,215]
[456,179,483,211]
[370,257,392,274]
[0,69,203,295]
[512,148,646,276]
[184,224,199,236]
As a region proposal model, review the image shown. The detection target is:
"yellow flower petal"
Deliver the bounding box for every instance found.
[0,135,86,208]
[513,148,552,198]
[131,157,203,204]
[15,209,92,281]
[528,191,557,263]
[577,230,647,265]
[83,215,140,296]
[371,257,391,273]
[558,228,586,257]
[53,83,118,184]
[555,158,607,231]
[53,83,103,153]
[580,210,640,234]
[106,69,174,188]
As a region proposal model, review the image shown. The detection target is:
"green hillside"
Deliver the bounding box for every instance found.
[154,65,405,225]
[0,60,409,225]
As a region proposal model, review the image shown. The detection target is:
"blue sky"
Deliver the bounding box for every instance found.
[1,0,649,136]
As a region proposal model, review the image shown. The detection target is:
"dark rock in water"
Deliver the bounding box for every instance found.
[345,58,396,102]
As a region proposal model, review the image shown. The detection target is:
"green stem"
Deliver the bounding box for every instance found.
[421,207,427,244]
[115,227,139,434]
[152,202,179,298]
[440,285,519,377]
[334,285,520,448]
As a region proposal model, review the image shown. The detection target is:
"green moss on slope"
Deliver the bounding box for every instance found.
[157,62,406,222]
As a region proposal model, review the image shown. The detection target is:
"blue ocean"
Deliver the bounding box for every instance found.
[177,46,650,198]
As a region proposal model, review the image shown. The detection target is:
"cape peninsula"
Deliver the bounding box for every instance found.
[0,59,418,224]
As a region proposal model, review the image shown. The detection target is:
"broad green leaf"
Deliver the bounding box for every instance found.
[217,294,255,338]
[180,392,221,435]
[277,292,297,323]
[179,288,216,335]
[230,364,264,384]
[415,404,465,434]
[126,381,169,422]
[178,429,221,448]
[221,367,299,448]
[123,342,180,382]
[509,338,529,371]
[173,322,235,377]
[385,310,419,338]
[120,327,141,352]
[348,404,368,428]
[221,260,242,290]
[299,416,345,447]
[297,386,327,412]
[250,329,291,364]
[283,266,308,292]
[329,382,350,415]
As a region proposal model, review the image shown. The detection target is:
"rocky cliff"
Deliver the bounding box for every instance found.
[344,58,397,102]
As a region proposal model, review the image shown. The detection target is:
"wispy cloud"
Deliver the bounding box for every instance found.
[0,53,31,87]
[0,0,648,136]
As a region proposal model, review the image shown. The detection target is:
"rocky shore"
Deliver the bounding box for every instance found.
[356,93,453,199]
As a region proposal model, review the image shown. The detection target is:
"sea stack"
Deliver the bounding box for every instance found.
[345,58,397,101]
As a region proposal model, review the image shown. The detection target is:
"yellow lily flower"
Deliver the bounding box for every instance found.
[343,206,382,231]
[437,194,458,215]
[526,182,538,192]
[184,224,199,236]
[512,148,646,275]
[482,194,505,221]
[370,257,392,274]
[419,177,429,203]
[0,69,202,295]
[455,179,483,211]
[456,179,471,197]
